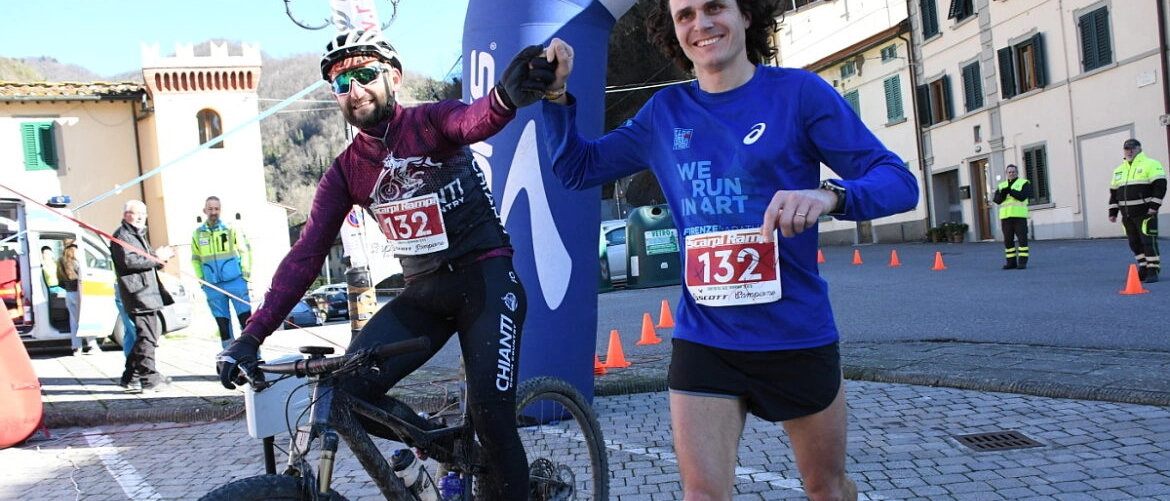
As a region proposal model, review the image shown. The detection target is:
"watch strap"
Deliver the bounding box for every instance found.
[820,180,846,215]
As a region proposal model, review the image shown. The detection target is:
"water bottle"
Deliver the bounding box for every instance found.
[438,471,464,500]
[391,449,440,501]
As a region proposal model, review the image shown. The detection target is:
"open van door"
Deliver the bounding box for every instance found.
[75,233,119,342]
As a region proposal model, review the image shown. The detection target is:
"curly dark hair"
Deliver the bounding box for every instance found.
[645,0,780,73]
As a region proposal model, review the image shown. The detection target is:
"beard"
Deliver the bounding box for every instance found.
[342,88,398,130]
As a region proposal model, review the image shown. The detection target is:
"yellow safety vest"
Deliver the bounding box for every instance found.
[998,179,1030,219]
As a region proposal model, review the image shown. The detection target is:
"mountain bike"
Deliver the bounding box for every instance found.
[198,338,608,501]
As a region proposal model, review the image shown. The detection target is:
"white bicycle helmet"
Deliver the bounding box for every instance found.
[320,29,403,81]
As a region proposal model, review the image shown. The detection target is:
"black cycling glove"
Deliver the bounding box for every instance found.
[216,333,262,390]
[495,44,557,110]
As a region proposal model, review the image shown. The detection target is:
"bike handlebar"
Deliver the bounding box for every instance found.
[256,337,431,378]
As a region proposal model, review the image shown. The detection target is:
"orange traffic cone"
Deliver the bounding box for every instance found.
[852,249,863,265]
[603,330,631,368]
[637,313,663,345]
[888,250,902,267]
[594,354,608,375]
[817,249,826,263]
[1119,264,1150,295]
[931,251,947,271]
[656,299,675,328]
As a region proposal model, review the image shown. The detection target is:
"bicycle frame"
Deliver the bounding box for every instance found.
[260,340,484,500]
[222,338,605,501]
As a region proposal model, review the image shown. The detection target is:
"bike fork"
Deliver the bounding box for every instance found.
[317,430,340,495]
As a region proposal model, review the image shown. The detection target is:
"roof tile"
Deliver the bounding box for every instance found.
[0,81,146,99]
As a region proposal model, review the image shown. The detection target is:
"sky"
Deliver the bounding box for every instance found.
[1,0,471,80]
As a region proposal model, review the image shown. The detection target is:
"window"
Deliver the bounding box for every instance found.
[947,0,974,21]
[780,0,824,13]
[843,90,861,117]
[1078,6,1112,72]
[998,33,1047,99]
[840,60,857,79]
[884,75,905,122]
[1022,145,1051,205]
[197,109,224,148]
[21,122,58,171]
[916,75,953,127]
[920,0,940,38]
[961,61,983,112]
[880,45,898,62]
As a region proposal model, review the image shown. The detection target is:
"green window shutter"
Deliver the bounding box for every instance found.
[20,122,57,171]
[1024,147,1050,204]
[962,62,983,112]
[21,123,39,169]
[947,0,972,20]
[921,0,939,38]
[1034,148,1049,203]
[1092,9,1112,68]
[916,84,932,126]
[941,74,954,120]
[39,124,57,166]
[843,90,860,117]
[998,47,1016,99]
[884,75,904,121]
[1080,8,1112,72]
[1031,33,1047,88]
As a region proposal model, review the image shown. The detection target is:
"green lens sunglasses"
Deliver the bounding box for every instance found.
[331,66,384,95]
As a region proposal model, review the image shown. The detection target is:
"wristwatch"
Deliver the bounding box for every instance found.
[820,179,847,215]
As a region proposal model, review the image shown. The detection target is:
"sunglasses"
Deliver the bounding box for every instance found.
[331,66,385,95]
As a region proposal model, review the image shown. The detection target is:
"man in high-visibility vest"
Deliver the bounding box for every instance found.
[993,164,1033,269]
[191,196,253,348]
[1109,138,1166,283]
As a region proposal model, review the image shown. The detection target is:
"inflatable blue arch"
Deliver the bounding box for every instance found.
[464,0,637,400]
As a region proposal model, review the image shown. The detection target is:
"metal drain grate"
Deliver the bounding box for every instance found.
[953,430,1043,452]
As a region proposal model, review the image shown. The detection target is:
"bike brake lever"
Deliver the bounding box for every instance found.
[239,359,271,391]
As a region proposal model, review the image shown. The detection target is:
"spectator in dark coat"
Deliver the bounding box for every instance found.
[111,200,175,392]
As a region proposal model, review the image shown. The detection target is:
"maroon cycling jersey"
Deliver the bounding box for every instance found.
[245,95,516,340]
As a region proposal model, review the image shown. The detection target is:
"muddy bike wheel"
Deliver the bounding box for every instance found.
[197,474,351,501]
[515,376,609,501]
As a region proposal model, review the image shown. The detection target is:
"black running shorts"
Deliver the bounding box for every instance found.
[667,338,841,422]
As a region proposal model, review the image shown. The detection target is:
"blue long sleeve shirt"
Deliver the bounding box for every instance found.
[542,65,919,351]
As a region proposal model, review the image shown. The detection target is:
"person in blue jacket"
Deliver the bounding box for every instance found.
[191,196,252,349]
[539,1,919,499]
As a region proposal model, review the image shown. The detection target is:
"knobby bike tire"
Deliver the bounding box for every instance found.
[514,376,609,501]
[196,474,351,501]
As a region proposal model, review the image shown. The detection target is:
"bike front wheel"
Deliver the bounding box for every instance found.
[515,376,609,501]
[197,474,352,501]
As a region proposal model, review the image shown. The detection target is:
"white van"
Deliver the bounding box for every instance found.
[0,197,190,355]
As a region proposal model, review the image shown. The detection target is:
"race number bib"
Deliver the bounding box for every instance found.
[684,228,781,307]
[370,193,449,255]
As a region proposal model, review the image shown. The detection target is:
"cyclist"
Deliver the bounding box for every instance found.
[216,29,555,500]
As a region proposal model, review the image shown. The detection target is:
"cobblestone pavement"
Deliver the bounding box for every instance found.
[6,239,1170,499]
[3,380,1168,500]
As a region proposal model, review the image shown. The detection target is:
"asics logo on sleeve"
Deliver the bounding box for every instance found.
[743,123,767,145]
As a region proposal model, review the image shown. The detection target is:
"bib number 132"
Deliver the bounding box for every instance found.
[370,193,449,255]
[684,228,781,307]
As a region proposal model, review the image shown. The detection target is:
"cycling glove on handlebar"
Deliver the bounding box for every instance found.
[216,333,262,390]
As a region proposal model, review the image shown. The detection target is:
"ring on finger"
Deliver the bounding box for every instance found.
[795,212,807,217]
